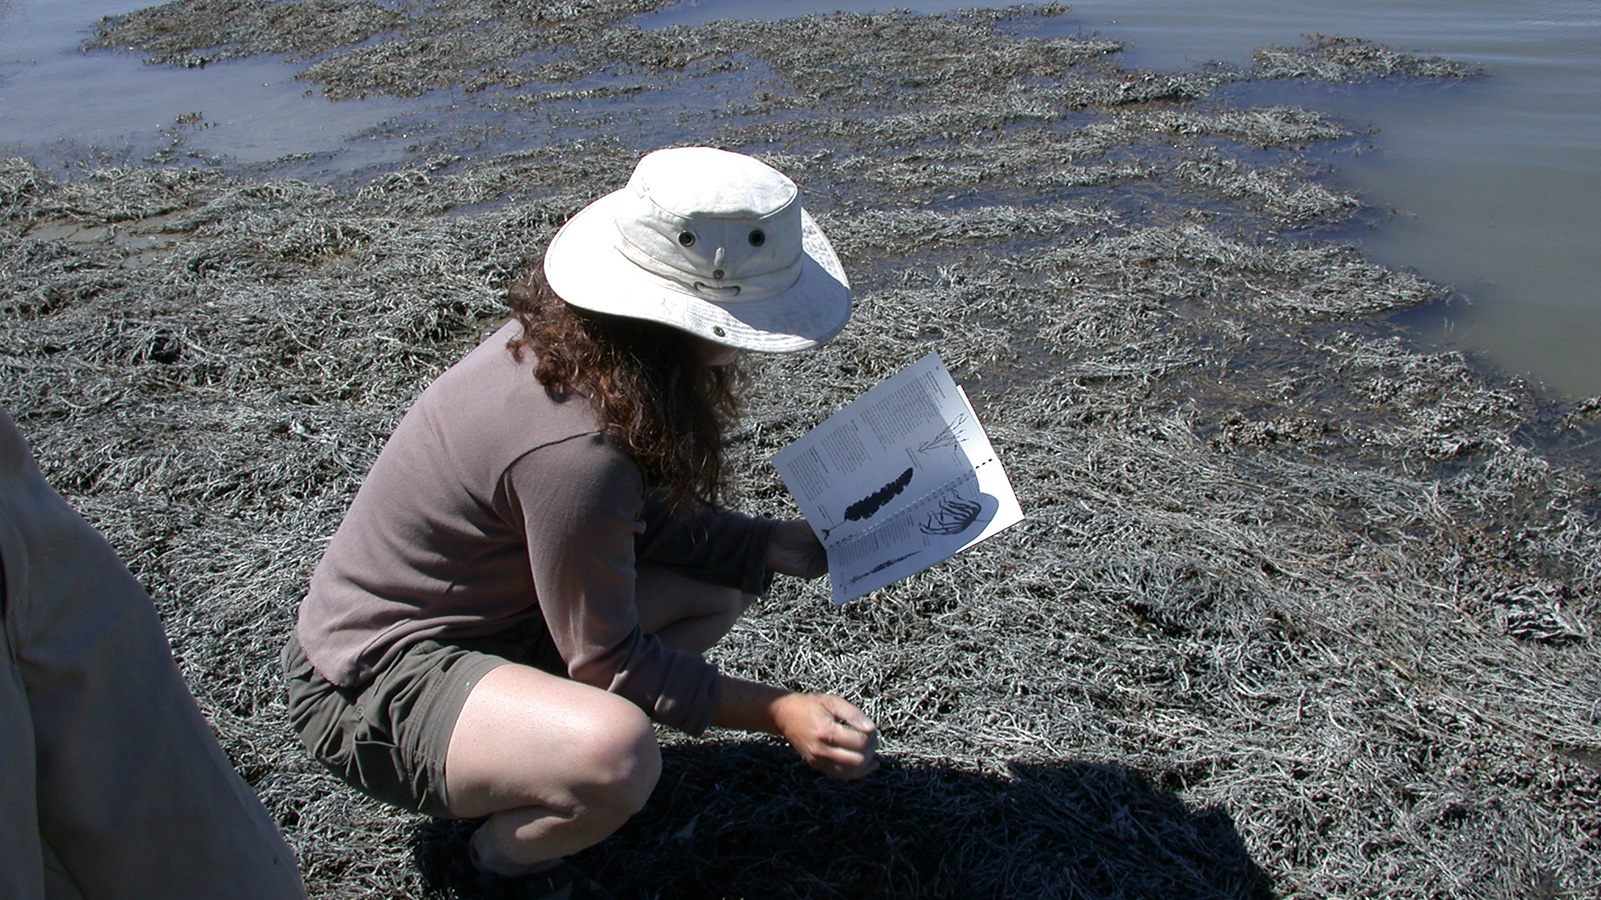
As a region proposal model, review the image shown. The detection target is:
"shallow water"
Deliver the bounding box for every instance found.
[650,0,1601,399]
[0,0,411,171]
[1048,0,1601,403]
[3,0,1598,397]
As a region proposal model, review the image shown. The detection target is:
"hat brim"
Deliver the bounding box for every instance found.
[543,188,852,353]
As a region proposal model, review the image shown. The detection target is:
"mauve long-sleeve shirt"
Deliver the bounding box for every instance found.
[294,320,775,736]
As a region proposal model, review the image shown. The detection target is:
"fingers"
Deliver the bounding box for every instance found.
[816,727,880,780]
[810,747,879,780]
[781,693,880,780]
[819,694,876,737]
[803,726,877,779]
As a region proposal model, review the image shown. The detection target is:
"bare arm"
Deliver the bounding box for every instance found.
[713,674,879,780]
[727,519,874,779]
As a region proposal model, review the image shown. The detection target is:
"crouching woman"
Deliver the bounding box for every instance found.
[283,147,877,900]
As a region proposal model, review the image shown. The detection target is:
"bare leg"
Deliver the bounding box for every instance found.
[445,566,750,873]
[633,563,755,654]
[443,664,660,874]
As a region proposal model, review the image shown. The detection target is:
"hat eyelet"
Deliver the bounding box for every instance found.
[678,231,696,247]
[712,325,726,337]
[748,229,766,247]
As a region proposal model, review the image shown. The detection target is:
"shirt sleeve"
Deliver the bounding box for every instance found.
[502,433,723,736]
[635,493,777,597]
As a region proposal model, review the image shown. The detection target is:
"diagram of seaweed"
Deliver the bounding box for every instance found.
[917,413,967,453]
[822,465,913,538]
[846,551,923,586]
[844,466,914,522]
[919,491,984,536]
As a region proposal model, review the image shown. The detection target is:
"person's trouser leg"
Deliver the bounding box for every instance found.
[41,840,88,900]
[1,411,306,900]
[1,574,46,900]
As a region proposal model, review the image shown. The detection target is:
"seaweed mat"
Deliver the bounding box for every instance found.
[3,2,1598,898]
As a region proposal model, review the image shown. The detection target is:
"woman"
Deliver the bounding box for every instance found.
[284,147,878,900]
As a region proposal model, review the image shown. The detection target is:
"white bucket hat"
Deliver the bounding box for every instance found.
[543,147,852,352]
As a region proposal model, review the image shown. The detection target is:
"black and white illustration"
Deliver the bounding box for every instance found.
[773,353,1023,603]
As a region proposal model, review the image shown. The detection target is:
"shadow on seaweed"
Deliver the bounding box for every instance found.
[418,738,1272,900]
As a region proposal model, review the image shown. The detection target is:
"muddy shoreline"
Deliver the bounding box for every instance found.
[4,2,1598,898]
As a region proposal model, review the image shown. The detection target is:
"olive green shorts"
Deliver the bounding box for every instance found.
[281,621,561,819]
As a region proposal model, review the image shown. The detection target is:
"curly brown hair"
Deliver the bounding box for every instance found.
[506,266,742,508]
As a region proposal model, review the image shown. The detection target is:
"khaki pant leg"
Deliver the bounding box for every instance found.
[0,411,306,900]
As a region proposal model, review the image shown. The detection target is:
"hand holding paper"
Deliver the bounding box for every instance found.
[764,518,829,579]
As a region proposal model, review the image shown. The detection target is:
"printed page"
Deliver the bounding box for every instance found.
[773,352,1023,604]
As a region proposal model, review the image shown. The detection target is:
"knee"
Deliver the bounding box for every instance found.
[572,701,660,822]
[700,587,754,627]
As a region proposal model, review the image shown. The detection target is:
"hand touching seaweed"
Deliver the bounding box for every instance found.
[772,692,879,780]
[716,677,880,781]
[765,518,828,579]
